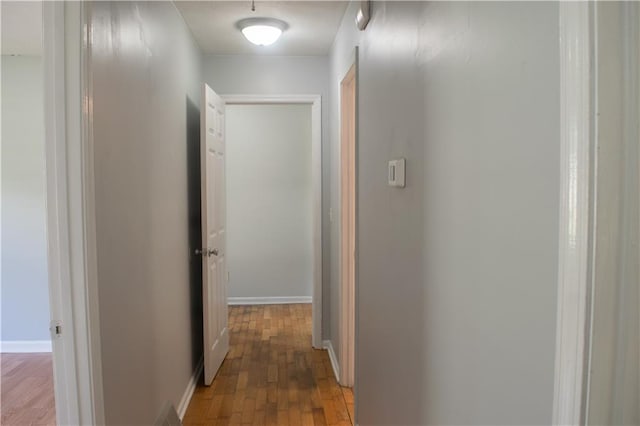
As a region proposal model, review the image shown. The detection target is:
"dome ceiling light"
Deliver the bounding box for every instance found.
[237,17,288,46]
[237,1,288,47]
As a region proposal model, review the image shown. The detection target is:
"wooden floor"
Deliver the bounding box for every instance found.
[1,353,56,425]
[184,304,354,426]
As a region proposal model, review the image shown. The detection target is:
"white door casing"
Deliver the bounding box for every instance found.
[339,63,356,388]
[552,3,593,424]
[201,84,230,385]
[44,2,105,423]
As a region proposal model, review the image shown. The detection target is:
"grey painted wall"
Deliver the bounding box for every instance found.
[226,104,313,299]
[203,55,332,334]
[330,2,560,424]
[1,55,50,343]
[90,2,203,423]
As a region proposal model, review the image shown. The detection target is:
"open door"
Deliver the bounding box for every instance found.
[201,83,229,385]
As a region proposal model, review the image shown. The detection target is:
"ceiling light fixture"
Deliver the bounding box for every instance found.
[237,17,288,46]
[237,1,288,47]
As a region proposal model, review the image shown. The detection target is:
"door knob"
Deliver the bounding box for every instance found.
[209,248,219,256]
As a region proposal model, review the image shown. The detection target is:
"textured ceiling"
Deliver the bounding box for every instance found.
[175,1,349,56]
[1,1,42,56]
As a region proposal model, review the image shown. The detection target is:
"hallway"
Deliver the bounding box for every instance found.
[22,1,639,424]
[183,305,354,425]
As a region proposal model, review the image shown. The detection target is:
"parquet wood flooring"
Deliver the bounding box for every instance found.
[183,304,354,426]
[1,353,56,425]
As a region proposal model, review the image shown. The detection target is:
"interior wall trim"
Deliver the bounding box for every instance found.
[227,296,312,305]
[552,3,595,425]
[0,340,53,353]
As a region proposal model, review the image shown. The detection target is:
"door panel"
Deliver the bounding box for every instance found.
[201,84,229,386]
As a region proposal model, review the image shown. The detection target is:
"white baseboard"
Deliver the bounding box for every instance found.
[322,340,340,382]
[177,357,203,420]
[0,340,52,353]
[228,296,312,305]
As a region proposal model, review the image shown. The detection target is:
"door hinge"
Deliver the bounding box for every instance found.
[50,320,63,338]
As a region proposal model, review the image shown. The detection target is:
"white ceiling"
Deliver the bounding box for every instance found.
[175,1,349,56]
[1,1,42,56]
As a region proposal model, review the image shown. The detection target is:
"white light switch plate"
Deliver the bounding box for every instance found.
[388,158,406,187]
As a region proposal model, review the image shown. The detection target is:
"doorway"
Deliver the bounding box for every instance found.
[222,95,323,348]
[1,1,56,423]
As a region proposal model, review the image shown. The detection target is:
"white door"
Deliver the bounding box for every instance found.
[201,83,229,385]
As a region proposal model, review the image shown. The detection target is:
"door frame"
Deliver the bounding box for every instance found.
[338,62,357,388]
[554,3,640,425]
[43,1,105,424]
[221,94,323,349]
[552,3,595,424]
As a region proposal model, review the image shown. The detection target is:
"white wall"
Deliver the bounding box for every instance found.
[90,2,203,423]
[330,2,560,424]
[203,55,332,330]
[226,104,312,300]
[1,55,51,347]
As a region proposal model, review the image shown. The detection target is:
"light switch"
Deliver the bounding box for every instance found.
[388,158,406,188]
